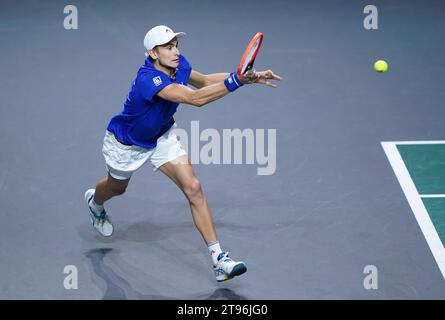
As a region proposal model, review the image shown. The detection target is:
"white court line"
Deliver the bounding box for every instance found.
[386,141,445,145]
[420,194,445,198]
[381,141,445,279]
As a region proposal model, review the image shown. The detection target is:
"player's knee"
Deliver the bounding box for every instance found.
[183,178,203,201]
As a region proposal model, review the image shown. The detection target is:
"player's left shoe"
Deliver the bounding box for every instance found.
[84,188,114,237]
[213,252,247,282]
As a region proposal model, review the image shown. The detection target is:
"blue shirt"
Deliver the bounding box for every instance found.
[107,54,192,148]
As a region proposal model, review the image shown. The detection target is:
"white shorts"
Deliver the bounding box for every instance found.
[102,123,187,180]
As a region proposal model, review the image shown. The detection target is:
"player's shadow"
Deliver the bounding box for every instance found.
[84,248,247,300]
[84,248,178,300]
[200,288,248,300]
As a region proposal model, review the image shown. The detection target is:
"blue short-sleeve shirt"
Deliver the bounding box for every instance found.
[106,54,192,148]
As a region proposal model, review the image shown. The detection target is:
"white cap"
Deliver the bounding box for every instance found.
[143,25,186,51]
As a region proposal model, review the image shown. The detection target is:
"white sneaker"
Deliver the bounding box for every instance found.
[213,252,247,282]
[84,189,113,237]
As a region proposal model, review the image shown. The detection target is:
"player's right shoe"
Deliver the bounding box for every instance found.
[213,252,247,282]
[84,188,113,237]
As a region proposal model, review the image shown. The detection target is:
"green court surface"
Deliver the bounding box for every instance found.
[397,143,445,247]
[422,198,445,247]
[397,144,445,195]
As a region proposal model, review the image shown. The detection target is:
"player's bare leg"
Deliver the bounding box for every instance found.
[84,174,129,237]
[94,173,130,205]
[159,155,217,244]
[159,155,246,281]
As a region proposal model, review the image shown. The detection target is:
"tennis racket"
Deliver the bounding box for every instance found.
[237,32,264,76]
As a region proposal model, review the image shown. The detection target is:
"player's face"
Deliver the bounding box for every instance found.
[156,38,180,69]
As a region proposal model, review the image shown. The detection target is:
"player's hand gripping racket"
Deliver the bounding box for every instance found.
[237,32,264,77]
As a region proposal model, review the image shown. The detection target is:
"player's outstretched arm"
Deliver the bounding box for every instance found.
[157,82,230,107]
[189,69,281,89]
[157,70,278,107]
[189,70,229,89]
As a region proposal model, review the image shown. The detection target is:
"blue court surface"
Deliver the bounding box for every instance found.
[1,0,445,299]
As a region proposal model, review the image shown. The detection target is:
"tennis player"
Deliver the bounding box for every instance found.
[84,25,281,282]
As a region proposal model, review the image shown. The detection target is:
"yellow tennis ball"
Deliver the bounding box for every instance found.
[374,60,388,73]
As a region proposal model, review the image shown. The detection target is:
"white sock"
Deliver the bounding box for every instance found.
[89,197,104,215]
[207,241,223,265]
